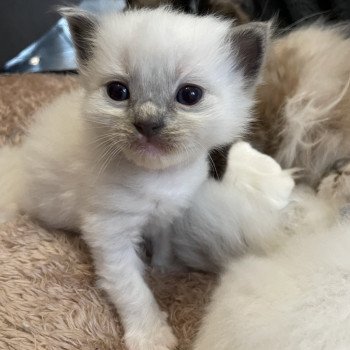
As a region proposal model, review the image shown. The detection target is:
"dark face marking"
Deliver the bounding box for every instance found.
[231,22,270,88]
[208,144,232,180]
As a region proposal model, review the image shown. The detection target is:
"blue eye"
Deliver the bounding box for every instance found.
[107,81,130,101]
[176,85,203,105]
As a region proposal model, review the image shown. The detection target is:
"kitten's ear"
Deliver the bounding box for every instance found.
[231,22,271,88]
[59,7,98,64]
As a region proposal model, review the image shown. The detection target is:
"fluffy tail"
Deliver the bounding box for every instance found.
[0,146,24,222]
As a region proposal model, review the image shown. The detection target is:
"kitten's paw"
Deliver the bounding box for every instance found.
[318,157,350,206]
[224,142,295,210]
[125,313,177,350]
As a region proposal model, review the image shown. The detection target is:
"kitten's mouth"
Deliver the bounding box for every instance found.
[126,134,190,170]
[132,135,168,157]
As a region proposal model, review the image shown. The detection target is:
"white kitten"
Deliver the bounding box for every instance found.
[0,7,270,350]
[191,149,350,349]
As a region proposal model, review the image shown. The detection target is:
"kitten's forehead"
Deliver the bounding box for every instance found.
[94,8,231,82]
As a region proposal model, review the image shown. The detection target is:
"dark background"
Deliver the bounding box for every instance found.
[1,0,350,71]
[0,0,79,67]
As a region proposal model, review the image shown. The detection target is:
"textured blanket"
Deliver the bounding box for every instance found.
[0,73,215,350]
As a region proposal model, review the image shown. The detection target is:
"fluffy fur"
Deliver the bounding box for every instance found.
[191,150,350,349]
[0,8,269,350]
[251,24,350,186]
[194,201,350,349]
[170,142,295,272]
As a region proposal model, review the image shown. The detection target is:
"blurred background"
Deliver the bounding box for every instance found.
[1,0,350,73]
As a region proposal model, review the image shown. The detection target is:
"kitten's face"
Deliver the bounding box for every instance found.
[64,8,268,170]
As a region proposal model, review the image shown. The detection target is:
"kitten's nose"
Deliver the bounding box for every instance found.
[133,120,165,138]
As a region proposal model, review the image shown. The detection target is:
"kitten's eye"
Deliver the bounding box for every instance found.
[106,81,129,101]
[176,85,203,106]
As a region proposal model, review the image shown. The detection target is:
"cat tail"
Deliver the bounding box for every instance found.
[0,146,24,222]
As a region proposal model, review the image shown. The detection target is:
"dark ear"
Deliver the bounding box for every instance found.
[59,7,98,64]
[231,22,271,88]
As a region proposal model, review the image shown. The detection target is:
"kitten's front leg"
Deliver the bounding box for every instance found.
[151,228,173,272]
[81,213,177,350]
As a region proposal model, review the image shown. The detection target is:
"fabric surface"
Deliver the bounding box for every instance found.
[0,73,215,350]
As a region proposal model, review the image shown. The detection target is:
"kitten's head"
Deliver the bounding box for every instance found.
[62,7,269,170]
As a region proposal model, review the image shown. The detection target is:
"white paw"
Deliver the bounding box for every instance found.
[125,312,177,350]
[224,142,295,210]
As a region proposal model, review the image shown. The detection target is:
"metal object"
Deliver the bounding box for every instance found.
[3,0,126,73]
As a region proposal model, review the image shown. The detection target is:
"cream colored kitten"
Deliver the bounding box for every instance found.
[251,24,350,187]
[0,7,270,350]
[193,156,350,350]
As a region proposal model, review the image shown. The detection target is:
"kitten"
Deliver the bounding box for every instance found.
[250,24,350,187]
[0,7,270,350]
[193,157,350,350]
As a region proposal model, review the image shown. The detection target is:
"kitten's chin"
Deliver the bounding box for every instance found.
[123,149,188,170]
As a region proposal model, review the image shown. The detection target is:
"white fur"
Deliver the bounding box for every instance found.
[171,142,295,271]
[0,8,258,350]
[193,148,350,350]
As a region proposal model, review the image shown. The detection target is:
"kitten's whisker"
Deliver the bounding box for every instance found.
[208,153,219,180]
[95,144,116,175]
[90,136,113,148]
[191,140,220,179]
[280,11,330,34]
[94,140,126,176]
[181,144,191,165]
[259,0,270,20]
[103,145,126,173]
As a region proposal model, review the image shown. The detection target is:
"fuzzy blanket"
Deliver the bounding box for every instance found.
[0,74,215,350]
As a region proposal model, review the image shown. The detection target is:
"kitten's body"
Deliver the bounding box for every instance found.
[0,76,203,350]
[193,161,350,350]
[0,7,270,350]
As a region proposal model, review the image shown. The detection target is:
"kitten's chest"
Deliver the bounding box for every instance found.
[142,165,205,212]
[143,175,200,232]
[132,157,208,219]
[94,156,208,224]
